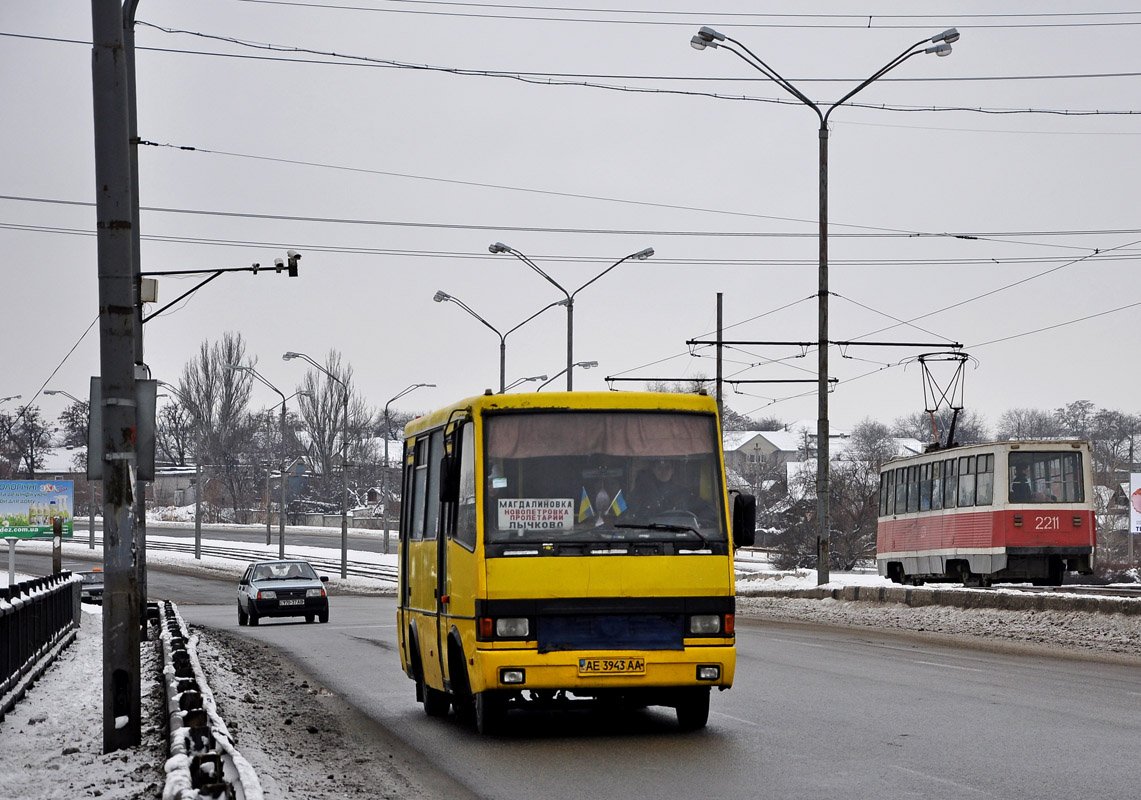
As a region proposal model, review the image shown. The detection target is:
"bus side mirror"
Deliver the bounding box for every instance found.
[440,455,460,503]
[732,493,756,548]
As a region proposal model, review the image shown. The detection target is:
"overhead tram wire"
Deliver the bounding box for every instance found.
[7,29,1141,117]
[232,1,1141,30]
[8,191,1141,257]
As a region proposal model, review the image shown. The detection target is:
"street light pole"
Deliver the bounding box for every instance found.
[489,245,654,390]
[690,25,958,585]
[382,383,435,554]
[226,365,288,557]
[283,351,351,578]
[433,291,567,393]
[538,361,597,391]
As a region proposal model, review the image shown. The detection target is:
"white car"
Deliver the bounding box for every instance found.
[238,560,329,626]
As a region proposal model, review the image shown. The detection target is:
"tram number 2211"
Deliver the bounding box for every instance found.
[1034,515,1060,531]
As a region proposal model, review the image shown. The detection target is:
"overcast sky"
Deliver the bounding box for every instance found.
[3,1,1139,432]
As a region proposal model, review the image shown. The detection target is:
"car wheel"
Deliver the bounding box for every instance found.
[305,613,315,623]
[319,609,329,623]
[249,608,260,627]
[238,604,248,626]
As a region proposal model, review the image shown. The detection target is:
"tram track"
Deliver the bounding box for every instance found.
[84,535,398,583]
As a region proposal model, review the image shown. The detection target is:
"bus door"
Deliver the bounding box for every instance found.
[423,427,448,684]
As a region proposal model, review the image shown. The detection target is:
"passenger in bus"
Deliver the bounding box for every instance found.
[634,458,713,522]
[1010,465,1032,502]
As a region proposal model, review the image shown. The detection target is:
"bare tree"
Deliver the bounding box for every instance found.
[5,405,54,479]
[995,407,1063,441]
[293,350,372,510]
[178,332,258,520]
[892,408,990,447]
[1055,400,1096,440]
[57,399,89,449]
[156,400,193,467]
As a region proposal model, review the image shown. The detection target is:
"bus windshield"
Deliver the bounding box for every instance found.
[483,410,725,545]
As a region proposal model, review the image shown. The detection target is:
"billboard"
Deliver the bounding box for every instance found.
[0,480,74,538]
[1131,474,1141,535]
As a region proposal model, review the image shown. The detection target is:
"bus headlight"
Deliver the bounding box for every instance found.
[495,617,530,638]
[688,614,721,635]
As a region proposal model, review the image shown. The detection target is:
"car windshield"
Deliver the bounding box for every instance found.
[253,562,317,581]
[482,409,726,545]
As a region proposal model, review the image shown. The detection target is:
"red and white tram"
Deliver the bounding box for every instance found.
[877,440,1096,587]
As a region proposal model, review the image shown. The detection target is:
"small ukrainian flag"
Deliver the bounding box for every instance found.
[608,490,627,517]
[577,487,594,522]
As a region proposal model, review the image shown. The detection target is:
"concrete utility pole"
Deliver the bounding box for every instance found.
[91,0,141,752]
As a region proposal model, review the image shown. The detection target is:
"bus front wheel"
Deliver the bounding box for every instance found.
[475,690,506,735]
[675,688,710,731]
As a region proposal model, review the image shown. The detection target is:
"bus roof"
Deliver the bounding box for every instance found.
[404,391,719,437]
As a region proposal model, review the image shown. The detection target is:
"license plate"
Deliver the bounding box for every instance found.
[279,598,304,606]
[578,657,646,676]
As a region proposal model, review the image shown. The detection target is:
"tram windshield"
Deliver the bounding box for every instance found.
[1008,451,1085,504]
[482,410,725,545]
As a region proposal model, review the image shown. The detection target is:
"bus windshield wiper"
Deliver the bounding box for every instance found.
[614,522,708,547]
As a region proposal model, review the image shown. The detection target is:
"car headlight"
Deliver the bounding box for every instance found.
[306,588,325,598]
[257,590,276,600]
[688,614,721,635]
[495,617,529,638]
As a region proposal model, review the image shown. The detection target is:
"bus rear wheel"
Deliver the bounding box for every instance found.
[675,688,710,731]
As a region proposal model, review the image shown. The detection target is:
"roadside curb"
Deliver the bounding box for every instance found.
[737,584,1141,616]
[159,600,262,800]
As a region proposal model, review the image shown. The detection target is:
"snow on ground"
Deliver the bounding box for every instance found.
[4,532,1141,798]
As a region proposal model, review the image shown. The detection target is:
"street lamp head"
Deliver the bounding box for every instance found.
[632,247,654,260]
[691,26,724,50]
[579,361,598,369]
[433,290,451,303]
[226,364,248,372]
[931,27,960,44]
[488,242,510,254]
[924,43,953,57]
[282,352,301,361]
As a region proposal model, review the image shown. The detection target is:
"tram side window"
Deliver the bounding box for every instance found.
[943,458,958,508]
[975,454,994,506]
[454,423,477,550]
[957,456,976,507]
[906,465,920,513]
[931,461,943,510]
[919,463,933,511]
[894,467,907,513]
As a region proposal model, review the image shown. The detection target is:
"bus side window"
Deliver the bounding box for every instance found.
[410,438,429,541]
[454,424,477,550]
[424,429,444,541]
[400,441,416,542]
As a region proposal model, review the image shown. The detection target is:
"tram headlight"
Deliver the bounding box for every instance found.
[688,614,721,635]
[495,617,530,638]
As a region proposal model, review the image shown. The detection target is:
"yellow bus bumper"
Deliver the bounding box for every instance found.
[469,645,736,693]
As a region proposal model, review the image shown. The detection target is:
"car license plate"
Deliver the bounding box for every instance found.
[279,598,304,606]
[578,657,645,676]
